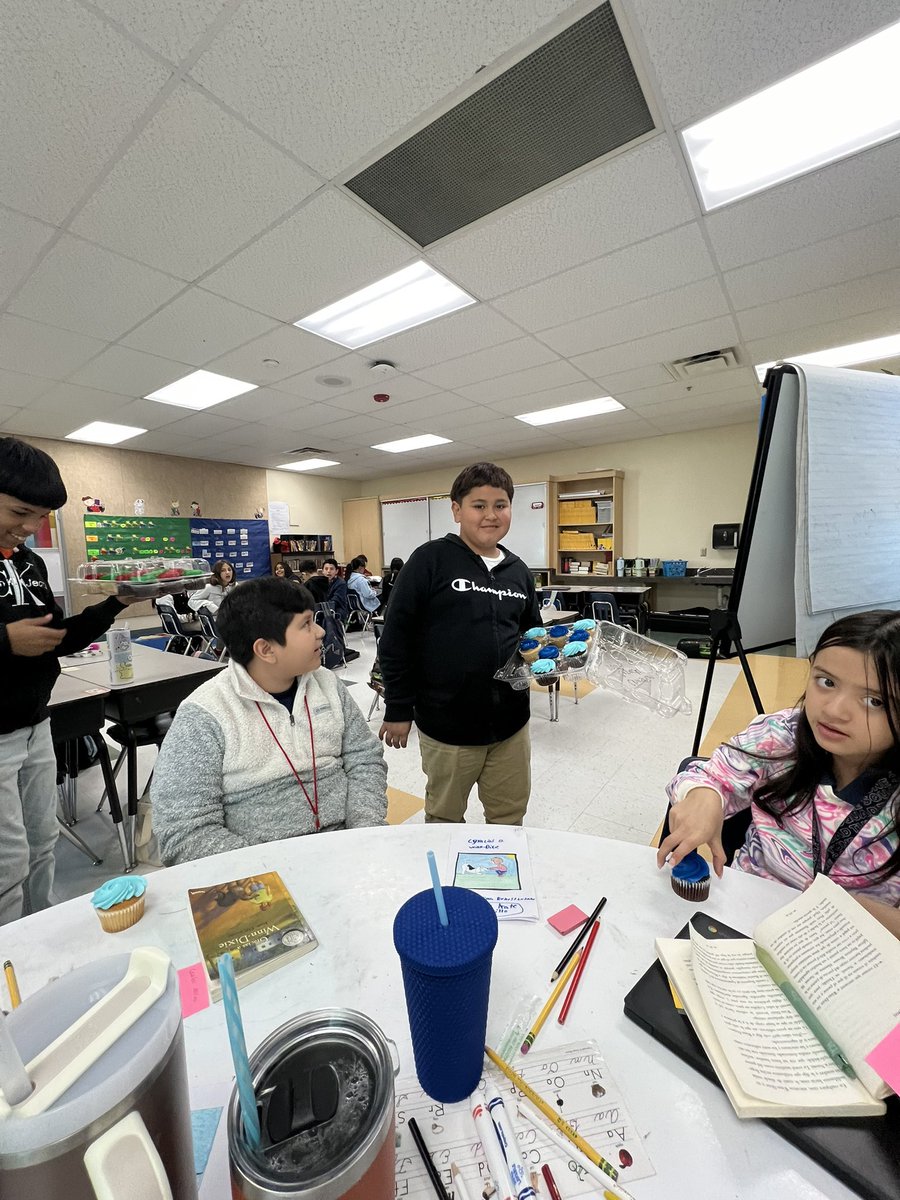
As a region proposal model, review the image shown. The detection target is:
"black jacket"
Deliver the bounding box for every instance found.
[326,576,350,623]
[0,545,125,734]
[379,534,541,745]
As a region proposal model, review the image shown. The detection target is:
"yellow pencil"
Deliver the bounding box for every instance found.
[521,951,580,1053]
[485,1045,620,1184]
[3,960,21,1009]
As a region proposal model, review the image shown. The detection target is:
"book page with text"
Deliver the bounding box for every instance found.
[754,875,900,1097]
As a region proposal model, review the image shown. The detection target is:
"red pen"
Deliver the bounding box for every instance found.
[558,919,600,1024]
[541,1162,563,1200]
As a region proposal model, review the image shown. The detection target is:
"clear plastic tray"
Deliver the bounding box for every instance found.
[494,623,595,690]
[74,558,210,599]
[585,621,692,717]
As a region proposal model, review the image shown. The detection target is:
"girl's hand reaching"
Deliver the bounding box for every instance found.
[657,787,727,878]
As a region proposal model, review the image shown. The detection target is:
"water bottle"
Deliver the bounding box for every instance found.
[108,626,134,684]
[615,557,625,578]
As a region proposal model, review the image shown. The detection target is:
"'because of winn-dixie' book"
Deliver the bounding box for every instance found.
[188,871,317,1000]
[656,874,900,1119]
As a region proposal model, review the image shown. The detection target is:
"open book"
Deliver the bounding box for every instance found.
[656,875,900,1118]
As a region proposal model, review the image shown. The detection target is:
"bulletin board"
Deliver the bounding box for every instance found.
[83,514,192,559]
[190,518,270,579]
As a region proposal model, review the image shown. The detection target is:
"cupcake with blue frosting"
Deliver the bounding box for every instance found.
[548,624,570,648]
[670,852,710,902]
[92,875,147,932]
[519,638,541,664]
[573,618,596,639]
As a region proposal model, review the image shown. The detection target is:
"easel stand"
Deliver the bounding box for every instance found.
[691,609,765,756]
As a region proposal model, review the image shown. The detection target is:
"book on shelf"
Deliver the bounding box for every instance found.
[188,871,317,1001]
[655,874,900,1119]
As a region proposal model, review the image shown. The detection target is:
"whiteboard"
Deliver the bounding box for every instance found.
[427,495,456,543]
[381,496,430,563]
[424,483,548,566]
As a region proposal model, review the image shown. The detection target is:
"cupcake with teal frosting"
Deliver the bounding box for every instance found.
[92,875,147,933]
[562,640,587,668]
[523,627,548,644]
[573,618,596,638]
[530,659,555,684]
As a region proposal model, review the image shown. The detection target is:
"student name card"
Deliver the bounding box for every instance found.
[446,827,538,922]
[394,1039,654,1198]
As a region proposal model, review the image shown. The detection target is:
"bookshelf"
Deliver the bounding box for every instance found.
[550,470,623,580]
[270,533,334,574]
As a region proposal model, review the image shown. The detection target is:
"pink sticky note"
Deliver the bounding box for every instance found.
[865,1022,900,1093]
[178,963,210,1019]
[548,904,588,935]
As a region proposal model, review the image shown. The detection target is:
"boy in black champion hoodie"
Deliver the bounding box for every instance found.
[0,438,133,924]
[379,462,541,823]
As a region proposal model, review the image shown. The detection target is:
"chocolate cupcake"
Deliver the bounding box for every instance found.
[670,852,711,902]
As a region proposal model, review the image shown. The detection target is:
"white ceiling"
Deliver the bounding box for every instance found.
[2,0,899,481]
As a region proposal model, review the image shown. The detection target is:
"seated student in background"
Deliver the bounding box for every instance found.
[379,557,404,609]
[659,610,900,936]
[188,559,236,614]
[151,577,387,865]
[273,560,296,581]
[296,558,329,603]
[346,556,380,614]
[322,557,349,623]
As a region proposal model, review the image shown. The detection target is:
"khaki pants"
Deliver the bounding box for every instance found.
[418,724,531,824]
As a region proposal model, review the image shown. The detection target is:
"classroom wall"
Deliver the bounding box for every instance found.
[264,469,360,561]
[367,422,757,569]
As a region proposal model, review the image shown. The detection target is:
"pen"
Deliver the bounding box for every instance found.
[541,1163,562,1200]
[551,897,606,981]
[3,961,21,1010]
[408,1116,452,1200]
[755,946,856,1079]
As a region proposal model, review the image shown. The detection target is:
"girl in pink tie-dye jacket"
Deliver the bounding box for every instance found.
[659,611,900,937]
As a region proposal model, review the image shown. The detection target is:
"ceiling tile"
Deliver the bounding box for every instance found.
[0,1,170,223]
[324,375,439,415]
[89,0,232,63]
[424,404,519,436]
[457,359,584,403]
[72,85,321,278]
[192,0,580,175]
[0,404,22,429]
[364,304,522,371]
[487,379,609,417]
[67,345,195,396]
[0,408,82,439]
[206,387,312,422]
[735,268,900,343]
[621,367,760,409]
[274,353,370,400]
[430,138,696,298]
[635,0,900,124]
[367,391,478,425]
[590,363,675,394]
[203,325,344,385]
[634,388,761,421]
[705,136,900,271]
[297,414,395,445]
[30,383,133,421]
[0,315,107,380]
[541,277,731,358]
[571,316,740,379]
[493,223,715,331]
[743,306,900,368]
[0,209,57,304]
[0,369,57,407]
[110,397,193,430]
[414,336,558,390]
[121,287,277,364]
[273,401,357,432]
[9,236,184,341]
[151,411,251,439]
[201,190,417,320]
[723,215,900,311]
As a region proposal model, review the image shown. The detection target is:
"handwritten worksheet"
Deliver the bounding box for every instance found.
[446,827,539,921]
[394,1040,654,1198]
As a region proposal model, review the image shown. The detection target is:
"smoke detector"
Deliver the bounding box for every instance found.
[370,360,397,379]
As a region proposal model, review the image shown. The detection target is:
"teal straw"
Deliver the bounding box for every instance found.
[426,850,449,926]
[217,953,261,1149]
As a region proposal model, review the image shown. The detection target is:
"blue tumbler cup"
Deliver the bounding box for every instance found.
[393,886,498,1102]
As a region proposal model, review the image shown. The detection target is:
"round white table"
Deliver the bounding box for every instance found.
[4,827,865,1199]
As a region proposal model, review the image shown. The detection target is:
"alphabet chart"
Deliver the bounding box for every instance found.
[394,1040,654,1198]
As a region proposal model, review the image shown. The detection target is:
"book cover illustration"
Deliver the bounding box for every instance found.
[188,871,317,998]
[447,827,538,920]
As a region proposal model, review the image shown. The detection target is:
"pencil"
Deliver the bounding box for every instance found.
[550,897,606,981]
[517,1103,638,1200]
[558,920,599,1025]
[485,1046,619,1184]
[521,952,581,1053]
[408,1116,451,1200]
[450,1162,474,1200]
[3,961,20,1010]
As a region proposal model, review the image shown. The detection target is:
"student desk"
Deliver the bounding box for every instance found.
[2,827,872,1200]
[60,645,224,866]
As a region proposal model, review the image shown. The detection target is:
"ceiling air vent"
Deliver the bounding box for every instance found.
[345,2,654,245]
[666,349,740,381]
[289,446,328,455]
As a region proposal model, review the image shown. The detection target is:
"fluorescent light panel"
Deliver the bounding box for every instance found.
[755,332,900,381]
[682,19,900,210]
[371,433,451,453]
[144,369,258,411]
[66,421,147,445]
[515,396,624,426]
[295,261,476,349]
[276,458,340,471]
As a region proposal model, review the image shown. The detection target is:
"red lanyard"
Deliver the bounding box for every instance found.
[255,695,320,832]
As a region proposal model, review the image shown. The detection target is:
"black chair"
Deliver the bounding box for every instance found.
[158,606,204,654]
[588,591,639,632]
[658,756,752,866]
[347,591,374,634]
[197,609,226,659]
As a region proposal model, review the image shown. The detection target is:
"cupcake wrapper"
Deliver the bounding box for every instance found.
[520,649,540,663]
[670,877,710,902]
[96,895,145,932]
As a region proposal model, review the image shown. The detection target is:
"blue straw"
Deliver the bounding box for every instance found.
[427,849,449,926]
[218,953,261,1150]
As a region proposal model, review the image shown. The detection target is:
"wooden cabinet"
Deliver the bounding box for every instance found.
[550,469,623,580]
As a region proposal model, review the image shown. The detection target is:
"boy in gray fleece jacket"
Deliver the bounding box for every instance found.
[151,576,387,865]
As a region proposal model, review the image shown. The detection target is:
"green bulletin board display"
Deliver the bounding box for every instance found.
[84,515,193,560]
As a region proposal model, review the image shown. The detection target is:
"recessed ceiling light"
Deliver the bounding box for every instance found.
[682,19,900,211]
[295,261,476,349]
[276,458,340,471]
[371,433,452,453]
[754,332,900,381]
[144,369,258,410]
[515,396,624,426]
[66,421,147,445]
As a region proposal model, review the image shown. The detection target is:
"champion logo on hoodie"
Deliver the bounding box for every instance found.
[450,577,526,601]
